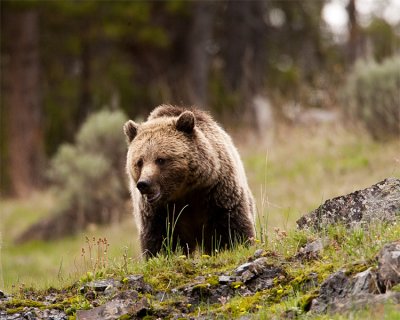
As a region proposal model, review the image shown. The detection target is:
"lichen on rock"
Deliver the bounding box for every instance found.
[297,178,400,230]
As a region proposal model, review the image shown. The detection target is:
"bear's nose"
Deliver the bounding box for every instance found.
[137,180,151,194]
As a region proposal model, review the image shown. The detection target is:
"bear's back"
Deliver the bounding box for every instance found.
[148,105,212,126]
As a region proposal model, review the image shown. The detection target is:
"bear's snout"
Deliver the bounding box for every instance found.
[137,180,151,194]
[137,179,161,204]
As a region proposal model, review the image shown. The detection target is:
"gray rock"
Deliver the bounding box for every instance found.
[235,262,253,275]
[193,276,206,282]
[244,265,285,292]
[124,274,153,293]
[179,282,215,305]
[218,276,235,284]
[235,257,268,276]
[241,270,256,283]
[311,266,382,313]
[296,238,326,260]
[81,279,121,294]
[4,314,22,320]
[0,308,67,320]
[104,285,117,297]
[351,268,374,296]
[45,293,58,304]
[84,290,97,301]
[76,297,149,320]
[254,249,266,258]
[248,258,269,274]
[233,257,285,292]
[351,268,375,295]
[125,274,143,282]
[23,311,35,320]
[377,240,400,290]
[53,316,67,320]
[297,178,400,230]
[283,307,301,319]
[328,292,400,313]
[311,270,353,313]
[49,312,68,320]
[303,238,324,254]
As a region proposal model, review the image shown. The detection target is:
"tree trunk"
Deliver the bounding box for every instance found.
[347,0,359,64]
[77,40,92,124]
[222,0,268,125]
[4,11,43,197]
[187,2,215,108]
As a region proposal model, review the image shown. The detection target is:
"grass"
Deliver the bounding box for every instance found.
[5,219,398,319]
[0,196,140,290]
[241,124,400,230]
[1,123,399,298]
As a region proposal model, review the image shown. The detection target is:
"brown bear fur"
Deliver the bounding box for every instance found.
[124,105,255,258]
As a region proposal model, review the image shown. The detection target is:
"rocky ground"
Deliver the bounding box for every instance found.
[1,178,399,319]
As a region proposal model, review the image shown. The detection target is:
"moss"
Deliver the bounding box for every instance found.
[192,283,211,295]
[6,306,25,314]
[230,281,243,289]
[175,259,196,276]
[286,262,333,294]
[143,263,192,292]
[79,271,94,284]
[65,307,76,315]
[289,273,316,293]
[193,283,209,289]
[298,292,318,312]
[121,277,129,285]
[48,303,65,310]
[207,275,219,286]
[217,292,263,318]
[5,298,46,309]
[265,286,292,304]
[67,294,92,312]
[391,284,400,292]
[343,261,370,276]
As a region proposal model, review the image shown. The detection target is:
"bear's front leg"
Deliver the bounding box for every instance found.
[140,214,166,258]
[212,203,255,250]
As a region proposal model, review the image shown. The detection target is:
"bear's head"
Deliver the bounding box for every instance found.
[124,111,215,206]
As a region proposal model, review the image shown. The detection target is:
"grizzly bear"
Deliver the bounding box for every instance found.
[124,105,255,258]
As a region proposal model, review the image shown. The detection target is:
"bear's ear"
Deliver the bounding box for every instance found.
[176,111,195,134]
[124,120,139,143]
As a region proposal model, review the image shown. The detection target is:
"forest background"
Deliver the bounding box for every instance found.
[0,0,399,290]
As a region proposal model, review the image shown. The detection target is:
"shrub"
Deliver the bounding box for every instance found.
[17,109,130,242]
[344,56,400,140]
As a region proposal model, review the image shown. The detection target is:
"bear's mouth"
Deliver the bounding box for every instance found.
[146,191,161,203]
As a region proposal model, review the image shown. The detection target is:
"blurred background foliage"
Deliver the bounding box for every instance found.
[1,0,399,195]
[344,56,400,140]
[0,0,399,289]
[15,110,130,243]
[1,0,399,186]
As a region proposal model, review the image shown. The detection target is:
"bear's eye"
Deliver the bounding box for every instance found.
[136,159,143,168]
[155,157,166,165]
